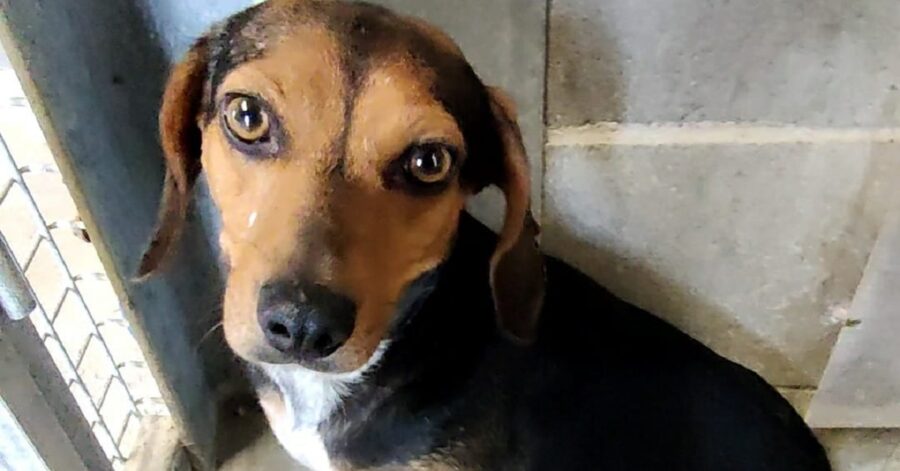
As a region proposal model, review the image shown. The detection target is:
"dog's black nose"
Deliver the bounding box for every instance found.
[257,280,356,360]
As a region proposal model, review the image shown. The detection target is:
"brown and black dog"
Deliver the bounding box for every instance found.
[139,1,831,470]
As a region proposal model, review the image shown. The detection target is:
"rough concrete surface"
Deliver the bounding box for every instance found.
[549,0,900,126]
[544,141,900,387]
[818,429,900,471]
[807,211,900,427]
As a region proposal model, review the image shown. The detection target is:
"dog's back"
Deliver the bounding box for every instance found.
[517,255,830,470]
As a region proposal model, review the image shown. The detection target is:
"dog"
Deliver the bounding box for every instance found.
[138,1,832,469]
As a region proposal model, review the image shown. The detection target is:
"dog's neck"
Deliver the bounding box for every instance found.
[257,212,505,470]
[371,211,500,383]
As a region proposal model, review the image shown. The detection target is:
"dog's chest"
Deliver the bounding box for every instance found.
[262,366,354,471]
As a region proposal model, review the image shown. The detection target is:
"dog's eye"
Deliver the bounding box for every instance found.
[223,95,271,143]
[404,144,453,184]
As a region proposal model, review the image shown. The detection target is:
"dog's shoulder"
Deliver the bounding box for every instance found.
[514,257,830,470]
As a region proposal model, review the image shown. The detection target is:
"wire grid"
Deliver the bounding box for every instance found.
[0,95,167,468]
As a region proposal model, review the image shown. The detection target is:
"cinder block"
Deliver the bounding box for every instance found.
[807,211,900,428]
[543,142,900,386]
[778,387,816,417]
[815,429,900,471]
[549,0,900,126]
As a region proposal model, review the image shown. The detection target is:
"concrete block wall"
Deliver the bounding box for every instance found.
[544,0,900,395]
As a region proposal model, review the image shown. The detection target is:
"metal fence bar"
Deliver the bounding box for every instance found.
[0,178,13,203]
[31,323,123,460]
[0,134,139,408]
[116,411,136,445]
[0,233,35,321]
[0,132,142,462]
[97,376,117,409]
[20,236,45,272]
[0,310,112,471]
[48,287,73,323]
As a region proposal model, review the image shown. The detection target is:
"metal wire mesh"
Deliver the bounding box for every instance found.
[0,88,167,468]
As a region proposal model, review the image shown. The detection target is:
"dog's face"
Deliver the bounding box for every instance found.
[139,0,544,374]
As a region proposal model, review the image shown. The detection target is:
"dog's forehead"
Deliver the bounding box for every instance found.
[200,0,503,190]
[202,1,471,114]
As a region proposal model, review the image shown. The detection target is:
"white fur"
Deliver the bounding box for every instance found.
[261,343,389,471]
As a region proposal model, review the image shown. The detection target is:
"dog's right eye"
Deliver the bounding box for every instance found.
[224,95,270,142]
[220,94,282,157]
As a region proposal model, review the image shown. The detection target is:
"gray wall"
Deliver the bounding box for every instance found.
[545,0,900,392]
[6,0,898,463]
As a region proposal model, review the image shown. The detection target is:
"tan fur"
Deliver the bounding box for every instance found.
[144,0,543,378]
[204,28,469,371]
[331,56,468,368]
[205,25,349,363]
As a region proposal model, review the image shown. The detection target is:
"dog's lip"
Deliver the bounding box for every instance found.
[249,343,372,373]
[250,339,391,377]
[268,340,392,378]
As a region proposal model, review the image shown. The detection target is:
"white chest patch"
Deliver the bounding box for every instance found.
[261,343,389,471]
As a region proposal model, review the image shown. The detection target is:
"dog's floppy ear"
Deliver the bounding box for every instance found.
[136,39,209,278]
[486,86,545,344]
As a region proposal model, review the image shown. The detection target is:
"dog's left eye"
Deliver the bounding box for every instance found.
[403,144,454,184]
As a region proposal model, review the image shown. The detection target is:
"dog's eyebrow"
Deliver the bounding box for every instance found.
[330,3,395,173]
[196,1,503,188]
[201,3,273,122]
[325,2,505,183]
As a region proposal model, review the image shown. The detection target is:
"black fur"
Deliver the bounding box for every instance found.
[318,213,831,471]
[193,3,831,469]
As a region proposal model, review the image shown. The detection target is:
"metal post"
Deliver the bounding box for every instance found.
[0,310,113,471]
[0,233,35,320]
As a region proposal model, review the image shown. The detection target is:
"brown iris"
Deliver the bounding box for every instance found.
[224,95,271,143]
[405,144,453,184]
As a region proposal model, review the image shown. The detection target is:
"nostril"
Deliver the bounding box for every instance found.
[302,316,352,359]
[262,312,300,353]
[267,321,291,339]
[312,333,339,357]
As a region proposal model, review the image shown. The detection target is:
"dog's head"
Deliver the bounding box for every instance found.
[138,0,543,374]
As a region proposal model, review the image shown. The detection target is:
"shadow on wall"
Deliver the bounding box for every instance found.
[545,225,815,384]
[543,11,820,386]
[546,10,624,126]
[135,0,259,390]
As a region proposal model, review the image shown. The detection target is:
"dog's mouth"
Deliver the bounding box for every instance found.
[261,341,392,384]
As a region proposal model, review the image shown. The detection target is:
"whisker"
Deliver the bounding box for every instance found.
[197,321,225,351]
